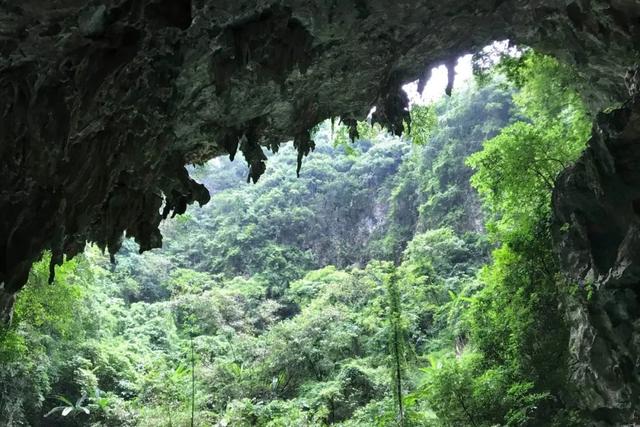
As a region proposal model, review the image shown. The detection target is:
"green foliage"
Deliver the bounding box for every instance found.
[44,393,90,419]
[329,118,388,154]
[408,105,437,146]
[418,52,591,427]
[0,256,92,425]
[385,267,407,426]
[419,351,551,427]
[368,80,512,262]
[467,52,589,238]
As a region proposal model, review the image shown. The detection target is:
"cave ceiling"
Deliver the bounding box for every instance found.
[1,0,639,320]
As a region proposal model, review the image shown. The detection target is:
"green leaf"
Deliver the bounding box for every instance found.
[54,395,73,406]
[44,406,65,418]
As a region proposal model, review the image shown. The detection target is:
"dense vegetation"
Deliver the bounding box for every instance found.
[0,51,592,426]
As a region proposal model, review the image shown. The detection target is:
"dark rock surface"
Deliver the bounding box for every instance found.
[554,94,640,422]
[0,0,638,325]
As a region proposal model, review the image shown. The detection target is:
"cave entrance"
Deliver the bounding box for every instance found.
[2,42,617,425]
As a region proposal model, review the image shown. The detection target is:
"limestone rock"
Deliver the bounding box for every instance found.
[554,96,640,423]
[626,65,640,97]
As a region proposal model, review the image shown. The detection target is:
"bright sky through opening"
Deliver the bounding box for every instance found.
[403,55,474,106]
[403,41,515,107]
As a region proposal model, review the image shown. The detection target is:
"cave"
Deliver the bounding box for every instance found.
[2,0,640,424]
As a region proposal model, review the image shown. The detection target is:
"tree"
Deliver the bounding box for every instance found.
[467,52,590,239]
[385,266,406,426]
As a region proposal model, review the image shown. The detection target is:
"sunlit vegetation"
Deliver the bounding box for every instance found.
[0,51,591,426]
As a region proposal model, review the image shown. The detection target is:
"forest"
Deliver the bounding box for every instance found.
[0,50,595,426]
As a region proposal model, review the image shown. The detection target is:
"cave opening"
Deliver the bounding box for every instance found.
[4,36,640,424]
[2,1,640,425]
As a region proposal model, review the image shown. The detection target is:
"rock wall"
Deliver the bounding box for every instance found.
[554,93,640,423]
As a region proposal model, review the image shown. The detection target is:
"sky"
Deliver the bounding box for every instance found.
[402,40,514,106]
[402,54,474,106]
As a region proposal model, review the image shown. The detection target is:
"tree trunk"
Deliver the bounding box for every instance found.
[0,287,16,326]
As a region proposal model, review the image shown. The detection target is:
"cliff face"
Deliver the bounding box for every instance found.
[554,92,640,423]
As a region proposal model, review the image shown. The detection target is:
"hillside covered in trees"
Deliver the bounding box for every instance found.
[0,51,595,426]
